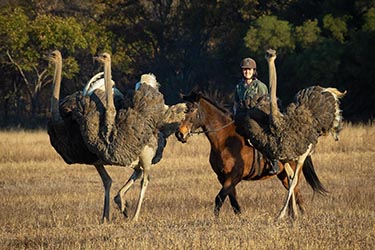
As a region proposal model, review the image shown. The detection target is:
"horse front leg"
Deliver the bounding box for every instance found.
[214,180,239,216]
[214,187,227,217]
[228,187,241,215]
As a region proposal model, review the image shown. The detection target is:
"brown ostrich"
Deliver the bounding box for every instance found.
[242,49,346,218]
[73,52,183,221]
[47,50,115,223]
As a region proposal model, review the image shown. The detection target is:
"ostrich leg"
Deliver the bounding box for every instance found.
[94,165,112,223]
[284,162,298,218]
[278,144,312,219]
[133,168,150,221]
[114,168,143,218]
[132,144,156,221]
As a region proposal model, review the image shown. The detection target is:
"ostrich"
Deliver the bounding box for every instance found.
[73,52,183,221]
[242,49,346,218]
[47,50,116,223]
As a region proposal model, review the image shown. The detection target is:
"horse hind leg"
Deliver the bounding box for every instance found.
[278,145,311,220]
[295,188,306,214]
[278,170,298,219]
[278,165,304,220]
[277,162,294,219]
[288,187,305,219]
[288,170,306,219]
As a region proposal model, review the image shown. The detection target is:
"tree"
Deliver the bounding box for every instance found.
[243,15,295,57]
[0,5,110,122]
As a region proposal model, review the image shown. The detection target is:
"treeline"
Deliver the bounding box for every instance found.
[0,0,374,127]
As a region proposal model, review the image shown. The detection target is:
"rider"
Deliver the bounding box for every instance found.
[233,57,268,113]
[234,57,279,175]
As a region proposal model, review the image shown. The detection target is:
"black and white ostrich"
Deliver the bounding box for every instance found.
[47,50,114,223]
[73,52,185,221]
[242,49,346,218]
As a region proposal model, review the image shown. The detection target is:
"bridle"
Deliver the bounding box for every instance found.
[186,102,235,136]
[189,120,235,135]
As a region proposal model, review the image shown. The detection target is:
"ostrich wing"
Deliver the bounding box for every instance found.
[240,85,345,161]
[159,103,187,138]
[48,90,100,164]
[151,102,187,164]
[73,83,166,166]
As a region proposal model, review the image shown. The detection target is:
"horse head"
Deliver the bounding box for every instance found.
[175,90,234,143]
[175,92,205,143]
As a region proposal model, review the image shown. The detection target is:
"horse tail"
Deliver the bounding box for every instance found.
[302,155,329,195]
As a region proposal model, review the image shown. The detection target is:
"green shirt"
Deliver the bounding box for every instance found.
[235,79,268,108]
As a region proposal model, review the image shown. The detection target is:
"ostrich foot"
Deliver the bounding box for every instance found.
[114,194,129,218]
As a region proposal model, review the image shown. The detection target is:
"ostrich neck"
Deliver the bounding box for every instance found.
[51,58,62,121]
[103,58,116,140]
[268,58,280,120]
[104,61,114,110]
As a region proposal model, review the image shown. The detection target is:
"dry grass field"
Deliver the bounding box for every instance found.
[0,123,374,249]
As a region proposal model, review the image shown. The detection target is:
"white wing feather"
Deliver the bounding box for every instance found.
[83,72,120,97]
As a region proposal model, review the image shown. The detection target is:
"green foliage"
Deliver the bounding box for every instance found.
[362,7,375,32]
[31,15,88,52]
[244,15,295,56]
[0,6,90,75]
[295,19,322,48]
[81,20,112,55]
[0,0,374,124]
[0,7,30,57]
[322,14,348,43]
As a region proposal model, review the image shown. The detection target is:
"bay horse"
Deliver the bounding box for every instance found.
[175,91,327,219]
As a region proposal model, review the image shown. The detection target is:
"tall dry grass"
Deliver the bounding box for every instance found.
[0,124,374,249]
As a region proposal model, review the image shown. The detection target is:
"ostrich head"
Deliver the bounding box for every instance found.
[48,50,62,64]
[94,52,111,65]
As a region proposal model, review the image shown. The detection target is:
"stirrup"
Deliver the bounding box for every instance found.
[268,159,279,174]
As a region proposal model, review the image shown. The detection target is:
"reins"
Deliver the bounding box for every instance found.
[189,120,235,135]
[188,102,235,135]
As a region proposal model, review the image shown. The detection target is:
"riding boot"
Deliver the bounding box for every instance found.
[268,159,279,174]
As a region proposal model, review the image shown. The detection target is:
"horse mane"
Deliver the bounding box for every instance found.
[187,90,233,117]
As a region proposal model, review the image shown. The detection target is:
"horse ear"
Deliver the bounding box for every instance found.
[179,92,187,101]
[179,90,199,103]
[179,90,195,102]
